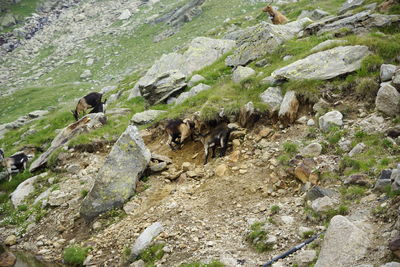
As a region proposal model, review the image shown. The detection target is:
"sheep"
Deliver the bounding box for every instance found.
[71,92,104,121]
[197,123,237,165]
[0,147,36,181]
[165,118,195,150]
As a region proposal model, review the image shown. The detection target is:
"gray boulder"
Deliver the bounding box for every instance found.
[226,18,312,67]
[303,11,400,36]
[118,9,132,20]
[310,39,347,52]
[259,87,283,112]
[375,83,400,117]
[0,13,17,27]
[391,167,400,191]
[278,91,299,124]
[130,222,164,260]
[301,143,322,157]
[380,64,398,82]
[130,110,167,125]
[175,83,211,105]
[30,113,107,172]
[10,173,47,207]
[392,69,400,88]
[315,215,371,267]
[294,250,317,267]
[80,125,151,221]
[380,263,400,267]
[232,66,255,83]
[319,110,343,132]
[339,0,365,14]
[188,74,205,87]
[298,9,329,21]
[348,143,366,157]
[311,196,338,213]
[272,46,369,80]
[130,37,235,102]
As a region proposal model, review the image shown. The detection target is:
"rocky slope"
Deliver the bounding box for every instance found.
[1,0,400,266]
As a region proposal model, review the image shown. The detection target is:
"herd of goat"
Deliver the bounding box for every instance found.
[1,91,239,181]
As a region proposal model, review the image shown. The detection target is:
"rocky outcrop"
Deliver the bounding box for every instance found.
[272,46,370,80]
[310,39,347,52]
[225,18,312,67]
[375,83,400,117]
[339,0,365,14]
[30,113,107,172]
[303,11,400,36]
[80,125,151,221]
[315,215,371,267]
[154,0,205,27]
[131,110,167,125]
[130,37,235,103]
[298,9,329,21]
[10,172,47,207]
[0,109,49,139]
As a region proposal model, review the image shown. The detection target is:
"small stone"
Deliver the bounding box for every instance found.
[298,226,313,237]
[344,174,370,186]
[301,143,322,157]
[319,110,343,132]
[307,119,315,126]
[348,143,366,157]
[232,66,255,83]
[4,235,17,246]
[311,196,338,213]
[215,164,228,177]
[380,64,398,82]
[182,162,192,172]
[93,221,102,231]
[294,249,317,267]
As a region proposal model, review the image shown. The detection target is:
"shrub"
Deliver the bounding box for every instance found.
[270,205,280,215]
[63,246,91,266]
[247,222,273,252]
[138,243,165,265]
[283,142,298,153]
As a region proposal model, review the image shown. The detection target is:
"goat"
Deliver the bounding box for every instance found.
[71,92,104,121]
[197,123,236,165]
[165,119,195,150]
[89,98,107,114]
[0,147,35,181]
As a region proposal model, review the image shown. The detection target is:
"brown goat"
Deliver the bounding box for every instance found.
[262,5,288,25]
[165,119,195,150]
[72,92,105,121]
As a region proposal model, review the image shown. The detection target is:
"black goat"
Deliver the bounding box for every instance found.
[165,119,195,150]
[0,148,35,181]
[197,123,235,165]
[72,92,104,121]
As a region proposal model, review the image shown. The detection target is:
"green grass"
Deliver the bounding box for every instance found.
[283,142,298,153]
[63,246,91,266]
[270,205,280,215]
[340,186,366,201]
[0,0,44,33]
[247,222,273,252]
[138,243,165,266]
[180,261,225,267]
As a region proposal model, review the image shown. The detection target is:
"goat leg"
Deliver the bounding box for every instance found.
[204,145,209,165]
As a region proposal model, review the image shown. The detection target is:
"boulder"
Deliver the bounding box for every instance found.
[259,87,283,112]
[130,110,167,125]
[155,0,205,27]
[344,174,371,186]
[278,91,299,124]
[391,167,400,191]
[130,37,235,102]
[188,74,205,87]
[0,14,16,27]
[311,196,339,213]
[130,222,164,260]
[392,69,400,88]
[30,113,107,172]
[380,263,400,267]
[232,66,255,83]
[319,110,343,132]
[303,11,400,37]
[226,18,312,67]
[375,83,400,117]
[339,0,365,14]
[118,9,132,20]
[380,64,398,82]
[174,83,211,105]
[10,172,47,207]
[301,143,322,157]
[272,46,370,80]
[315,216,370,267]
[294,250,317,267]
[348,143,366,157]
[298,9,329,21]
[80,125,151,221]
[0,251,16,267]
[4,235,16,246]
[305,186,337,201]
[310,39,347,52]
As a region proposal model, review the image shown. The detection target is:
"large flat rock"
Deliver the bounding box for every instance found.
[272,46,369,80]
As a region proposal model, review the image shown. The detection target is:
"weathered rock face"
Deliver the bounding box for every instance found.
[272,46,370,80]
[30,113,107,172]
[298,9,329,21]
[225,18,312,67]
[310,39,347,52]
[232,66,255,83]
[392,69,400,88]
[154,0,205,27]
[80,125,151,221]
[130,110,167,125]
[259,87,283,113]
[130,37,235,102]
[188,74,205,87]
[278,91,299,124]
[315,215,371,267]
[319,110,343,132]
[375,83,400,117]
[174,83,211,105]
[303,11,400,36]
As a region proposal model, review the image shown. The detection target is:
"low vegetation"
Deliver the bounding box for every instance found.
[63,245,91,266]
